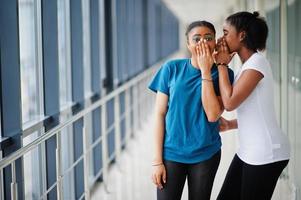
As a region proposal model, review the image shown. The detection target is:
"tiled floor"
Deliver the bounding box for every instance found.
[91,111,239,200]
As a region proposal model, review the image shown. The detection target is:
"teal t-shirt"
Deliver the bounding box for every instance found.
[148,58,234,164]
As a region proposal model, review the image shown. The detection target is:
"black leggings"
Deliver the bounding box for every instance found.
[217,154,289,200]
[157,150,221,200]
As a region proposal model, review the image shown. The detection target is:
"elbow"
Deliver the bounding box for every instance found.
[207,112,221,122]
[208,117,219,123]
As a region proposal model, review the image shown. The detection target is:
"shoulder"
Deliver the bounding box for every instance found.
[165,58,189,67]
[242,53,270,76]
[161,58,189,72]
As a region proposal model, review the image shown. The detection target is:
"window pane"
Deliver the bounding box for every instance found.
[23,133,43,200]
[58,0,72,108]
[82,0,92,97]
[60,122,75,200]
[19,0,41,123]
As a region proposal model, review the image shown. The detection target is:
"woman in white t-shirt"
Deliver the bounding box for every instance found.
[198,11,290,200]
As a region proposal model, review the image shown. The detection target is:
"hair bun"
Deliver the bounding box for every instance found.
[253,11,259,17]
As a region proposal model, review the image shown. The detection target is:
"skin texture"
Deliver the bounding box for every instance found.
[151,26,224,189]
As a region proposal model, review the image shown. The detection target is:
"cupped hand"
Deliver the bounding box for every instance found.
[215,37,235,65]
[196,39,214,73]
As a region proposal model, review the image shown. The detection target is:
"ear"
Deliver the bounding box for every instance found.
[187,41,192,50]
[239,31,246,42]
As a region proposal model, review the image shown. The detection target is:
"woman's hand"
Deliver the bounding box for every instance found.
[196,39,214,73]
[219,117,231,132]
[151,164,166,190]
[215,37,235,65]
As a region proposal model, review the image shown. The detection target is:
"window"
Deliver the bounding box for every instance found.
[18,0,44,199]
[57,0,75,198]
[19,0,44,124]
[82,0,92,98]
[58,0,72,109]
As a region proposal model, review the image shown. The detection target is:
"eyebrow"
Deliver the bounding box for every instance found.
[192,33,214,37]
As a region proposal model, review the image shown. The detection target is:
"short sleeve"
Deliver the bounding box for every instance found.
[242,65,266,77]
[241,53,268,77]
[148,63,170,95]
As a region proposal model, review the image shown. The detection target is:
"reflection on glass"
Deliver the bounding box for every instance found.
[82,0,92,97]
[19,0,44,199]
[57,0,75,198]
[60,116,75,199]
[19,0,40,123]
[287,0,301,191]
[23,132,43,200]
[58,0,72,108]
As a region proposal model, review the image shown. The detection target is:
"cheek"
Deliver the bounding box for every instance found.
[224,35,231,44]
[187,45,196,54]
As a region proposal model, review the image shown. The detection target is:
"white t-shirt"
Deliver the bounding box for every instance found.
[234,52,290,165]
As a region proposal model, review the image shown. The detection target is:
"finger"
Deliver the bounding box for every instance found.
[196,45,200,56]
[156,174,163,189]
[223,40,228,52]
[221,40,226,52]
[204,41,210,57]
[152,174,157,185]
[198,39,203,55]
[201,39,206,56]
[162,170,167,183]
[212,51,218,62]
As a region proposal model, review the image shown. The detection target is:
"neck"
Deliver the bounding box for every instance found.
[237,47,256,63]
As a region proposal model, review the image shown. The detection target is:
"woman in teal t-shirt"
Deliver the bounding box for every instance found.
[149,21,234,200]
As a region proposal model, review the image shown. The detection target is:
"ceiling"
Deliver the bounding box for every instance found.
[162,0,242,25]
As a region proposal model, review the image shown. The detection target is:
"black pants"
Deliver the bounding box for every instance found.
[217,154,289,200]
[157,150,221,200]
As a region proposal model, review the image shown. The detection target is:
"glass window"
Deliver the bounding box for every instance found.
[60,122,75,200]
[265,0,281,121]
[19,0,45,199]
[58,0,72,109]
[287,0,301,191]
[23,133,43,200]
[82,0,92,98]
[19,0,44,124]
[57,1,75,198]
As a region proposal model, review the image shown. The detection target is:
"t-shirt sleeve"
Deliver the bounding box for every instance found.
[242,55,267,77]
[242,65,266,77]
[148,62,170,95]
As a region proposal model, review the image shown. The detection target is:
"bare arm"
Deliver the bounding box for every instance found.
[218,66,263,111]
[215,38,263,111]
[197,40,224,122]
[202,71,224,122]
[153,91,168,164]
[151,91,168,189]
[229,119,238,129]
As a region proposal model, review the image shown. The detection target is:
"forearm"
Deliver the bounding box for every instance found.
[202,72,223,122]
[218,66,234,111]
[153,113,165,163]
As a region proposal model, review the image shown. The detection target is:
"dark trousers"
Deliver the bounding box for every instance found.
[217,154,289,200]
[157,150,221,200]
